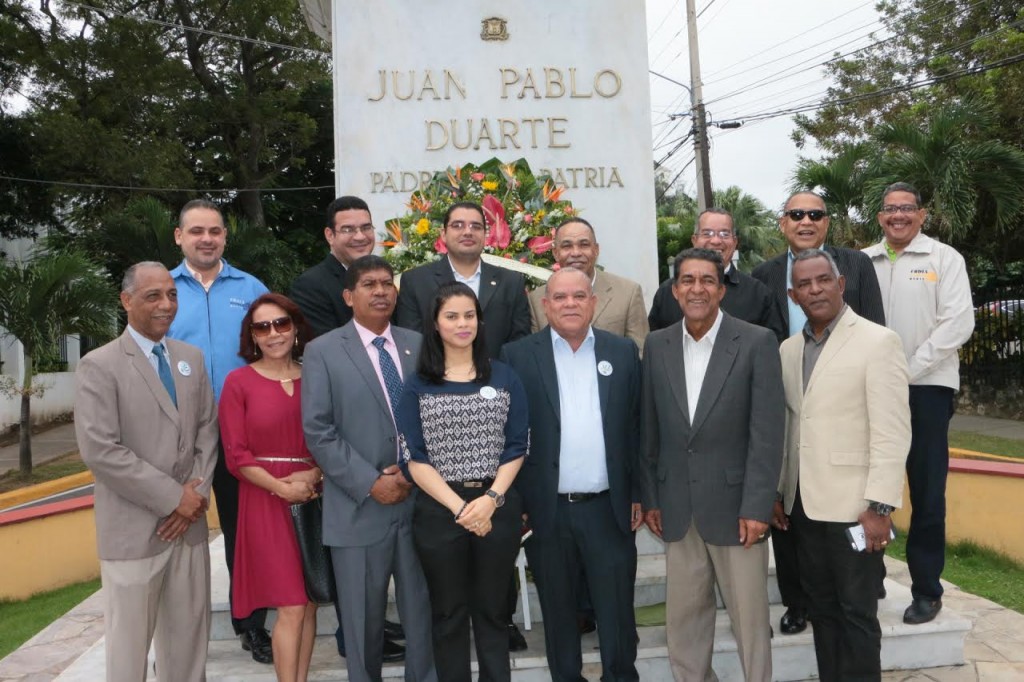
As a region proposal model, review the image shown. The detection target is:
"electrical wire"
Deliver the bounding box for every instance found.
[0,174,333,193]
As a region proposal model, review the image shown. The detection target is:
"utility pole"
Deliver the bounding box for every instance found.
[685,0,713,211]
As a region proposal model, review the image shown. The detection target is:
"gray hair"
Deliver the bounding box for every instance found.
[882,182,922,206]
[122,261,169,293]
[545,266,593,296]
[694,207,734,234]
[790,249,840,286]
[178,198,221,225]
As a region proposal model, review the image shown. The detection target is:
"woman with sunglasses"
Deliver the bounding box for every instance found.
[219,293,320,682]
[395,282,529,682]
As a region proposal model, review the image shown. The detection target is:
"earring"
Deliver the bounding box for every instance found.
[294,336,299,348]
[252,336,262,357]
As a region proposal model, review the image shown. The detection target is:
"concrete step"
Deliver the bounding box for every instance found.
[57,576,970,681]
[208,534,783,637]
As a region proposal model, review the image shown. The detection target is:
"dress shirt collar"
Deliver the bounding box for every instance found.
[183,259,223,291]
[802,304,848,344]
[447,256,481,282]
[682,308,724,345]
[550,325,596,354]
[353,319,397,350]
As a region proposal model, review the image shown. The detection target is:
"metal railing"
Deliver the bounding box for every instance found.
[960,286,1024,388]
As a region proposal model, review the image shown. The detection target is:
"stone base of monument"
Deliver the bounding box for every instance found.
[55,532,971,681]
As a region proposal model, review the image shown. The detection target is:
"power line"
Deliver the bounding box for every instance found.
[58,0,329,57]
[0,174,333,193]
[728,50,1024,124]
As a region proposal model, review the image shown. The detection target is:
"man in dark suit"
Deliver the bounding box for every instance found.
[750,190,886,635]
[641,248,784,682]
[291,196,376,338]
[648,208,785,342]
[302,256,436,682]
[501,267,643,682]
[395,201,531,360]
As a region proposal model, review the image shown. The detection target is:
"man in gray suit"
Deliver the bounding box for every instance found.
[302,255,436,682]
[641,248,784,682]
[75,262,219,682]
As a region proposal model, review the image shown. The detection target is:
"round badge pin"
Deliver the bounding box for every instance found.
[177,360,192,377]
[598,360,613,376]
[480,386,497,400]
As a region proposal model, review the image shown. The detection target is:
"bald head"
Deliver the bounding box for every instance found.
[542,267,596,349]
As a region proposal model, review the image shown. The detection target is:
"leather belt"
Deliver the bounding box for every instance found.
[449,479,494,489]
[255,457,314,463]
[558,490,609,503]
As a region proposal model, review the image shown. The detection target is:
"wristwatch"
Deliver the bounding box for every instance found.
[485,489,505,508]
[868,501,894,517]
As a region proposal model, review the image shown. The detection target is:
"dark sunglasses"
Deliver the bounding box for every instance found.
[783,209,828,222]
[251,316,294,337]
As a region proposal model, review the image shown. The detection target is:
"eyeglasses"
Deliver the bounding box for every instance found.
[696,229,735,240]
[334,224,375,236]
[447,220,486,232]
[251,316,294,337]
[783,209,828,222]
[881,204,919,214]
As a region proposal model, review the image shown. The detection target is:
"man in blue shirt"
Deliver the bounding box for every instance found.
[167,199,271,663]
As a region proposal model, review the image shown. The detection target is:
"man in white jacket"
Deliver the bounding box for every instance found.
[862,182,975,625]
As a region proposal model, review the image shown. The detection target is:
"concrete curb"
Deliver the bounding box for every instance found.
[950,447,1023,464]
[0,470,94,511]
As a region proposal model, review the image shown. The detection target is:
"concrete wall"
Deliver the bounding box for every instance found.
[0,371,77,434]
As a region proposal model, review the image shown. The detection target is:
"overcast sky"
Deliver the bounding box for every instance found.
[645,0,884,210]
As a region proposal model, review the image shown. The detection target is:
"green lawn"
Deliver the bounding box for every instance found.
[888,530,1024,613]
[0,453,87,494]
[948,430,1024,459]
[0,578,100,659]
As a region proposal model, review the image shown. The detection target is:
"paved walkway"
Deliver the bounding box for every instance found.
[0,422,78,477]
[951,414,1024,441]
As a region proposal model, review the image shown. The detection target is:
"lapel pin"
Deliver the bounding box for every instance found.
[598,361,613,376]
[490,280,497,286]
[480,386,497,399]
[177,360,192,376]
[404,349,411,355]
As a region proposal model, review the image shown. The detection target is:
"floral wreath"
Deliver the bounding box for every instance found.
[382,157,577,281]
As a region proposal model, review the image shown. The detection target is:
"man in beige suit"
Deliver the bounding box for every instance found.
[776,249,910,682]
[529,217,648,350]
[76,261,219,682]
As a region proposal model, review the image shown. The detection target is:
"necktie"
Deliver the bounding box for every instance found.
[371,336,403,415]
[153,343,178,408]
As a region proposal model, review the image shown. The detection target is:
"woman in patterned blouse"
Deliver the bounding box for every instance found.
[396,281,529,682]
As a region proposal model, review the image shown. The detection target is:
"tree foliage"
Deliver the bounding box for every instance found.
[0,249,118,473]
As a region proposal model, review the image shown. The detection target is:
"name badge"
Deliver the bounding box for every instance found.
[177,361,192,377]
[598,361,613,376]
[480,386,497,400]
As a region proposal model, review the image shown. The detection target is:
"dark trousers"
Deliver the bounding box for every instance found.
[525,494,639,682]
[906,385,955,600]
[771,524,806,612]
[414,486,522,682]
[213,441,267,634]
[791,489,882,682]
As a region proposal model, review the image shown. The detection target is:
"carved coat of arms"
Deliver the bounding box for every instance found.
[481,17,509,41]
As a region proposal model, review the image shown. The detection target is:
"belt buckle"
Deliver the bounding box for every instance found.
[464,481,483,488]
[566,492,583,503]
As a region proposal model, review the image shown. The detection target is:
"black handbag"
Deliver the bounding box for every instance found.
[289,497,337,604]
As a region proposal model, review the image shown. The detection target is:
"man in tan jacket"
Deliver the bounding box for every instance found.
[776,249,910,682]
[76,261,219,682]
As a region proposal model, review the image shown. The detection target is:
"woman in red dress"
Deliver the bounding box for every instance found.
[219,293,320,682]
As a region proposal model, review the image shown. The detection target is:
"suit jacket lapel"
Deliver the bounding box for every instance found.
[478,262,498,312]
[592,271,613,323]
[805,310,857,395]
[122,334,179,425]
[690,315,739,436]
[659,325,691,427]
[594,331,611,421]
[533,329,561,423]
[340,325,393,419]
[769,256,790,326]
[394,328,418,383]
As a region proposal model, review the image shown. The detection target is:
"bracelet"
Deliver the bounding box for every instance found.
[454,501,468,521]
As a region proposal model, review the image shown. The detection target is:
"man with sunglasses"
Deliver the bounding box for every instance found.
[167,199,272,664]
[751,190,885,637]
[291,196,377,338]
[862,182,974,625]
[648,208,785,342]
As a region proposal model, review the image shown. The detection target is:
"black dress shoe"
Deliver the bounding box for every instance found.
[779,608,807,635]
[240,628,273,664]
[382,638,406,663]
[508,623,528,652]
[384,619,405,641]
[878,584,887,600]
[577,613,596,635]
[903,597,942,624]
